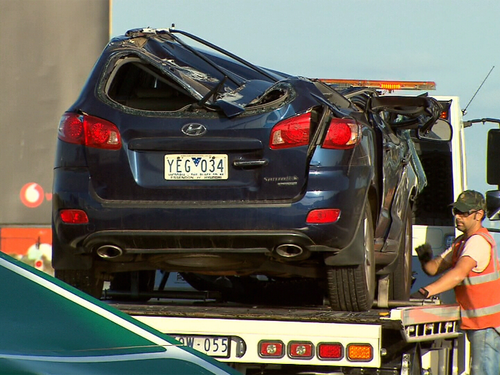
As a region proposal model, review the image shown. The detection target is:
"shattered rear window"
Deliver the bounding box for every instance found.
[102,54,292,116]
[105,57,198,112]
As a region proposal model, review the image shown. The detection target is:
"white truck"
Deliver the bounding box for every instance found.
[107,81,477,375]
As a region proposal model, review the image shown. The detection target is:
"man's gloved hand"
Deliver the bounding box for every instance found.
[415,243,433,264]
[410,288,430,299]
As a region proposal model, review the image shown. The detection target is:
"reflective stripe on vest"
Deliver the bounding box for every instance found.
[452,228,500,330]
[461,304,500,319]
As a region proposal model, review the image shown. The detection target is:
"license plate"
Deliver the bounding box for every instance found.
[173,335,230,358]
[165,154,228,180]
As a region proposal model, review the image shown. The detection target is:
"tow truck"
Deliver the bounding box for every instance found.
[105,80,479,375]
[0,9,483,373]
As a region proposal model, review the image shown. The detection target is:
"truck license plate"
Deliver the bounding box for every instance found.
[165,154,228,180]
[173,335,230,358]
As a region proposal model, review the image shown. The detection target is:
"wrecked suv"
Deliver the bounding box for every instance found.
[52,28,446,311]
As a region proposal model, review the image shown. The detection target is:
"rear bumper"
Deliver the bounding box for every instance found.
[81,229,336,254]
[52,164,371,263]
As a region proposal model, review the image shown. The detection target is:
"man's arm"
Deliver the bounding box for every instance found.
[421,254,453,276]
[424,255,476,297]
[415,243,453,276]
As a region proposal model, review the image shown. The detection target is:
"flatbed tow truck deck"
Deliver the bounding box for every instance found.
[109,298,462,374]
[113,300,458,330]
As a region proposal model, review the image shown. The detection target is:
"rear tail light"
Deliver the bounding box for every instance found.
[317,342,343,360]
[288,342,314,359]
[256,341,374,362]
[60,209,89,224]
[322,118,360,149]
[347,344,373,361]
[306,209,341,224]
[270,112,311,149]
[258,340,284,358]
[58,113,121,150]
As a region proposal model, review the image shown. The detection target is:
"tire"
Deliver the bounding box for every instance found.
[54,269,104,299]
[180,273,324,306]
[109,270,156,301]
[391,205,413,301]
[327,202,376,311]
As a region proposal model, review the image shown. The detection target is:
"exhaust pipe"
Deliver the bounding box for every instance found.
[275,244,304,258]
[96,245,124,259]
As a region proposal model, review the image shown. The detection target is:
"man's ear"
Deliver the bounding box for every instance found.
[477,209,485,221]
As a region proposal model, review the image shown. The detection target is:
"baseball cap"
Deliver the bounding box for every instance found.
[451,190,486,212]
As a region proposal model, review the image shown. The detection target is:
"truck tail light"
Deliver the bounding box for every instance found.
[60,209,89,224]
[317,342,343,360]
[322,118,360,149]
[306,209,341,224]
[58,113,121,150]
[347,344,373,361]
[270,112,311,149]
[258,340,284,358]
[288,342,314,359]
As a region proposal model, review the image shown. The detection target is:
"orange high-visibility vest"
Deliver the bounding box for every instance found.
[452,227,500,330]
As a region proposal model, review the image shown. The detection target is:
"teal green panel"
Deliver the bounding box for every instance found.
[0,358,230,375]
[0,260,161,356]
[0,253,241,374]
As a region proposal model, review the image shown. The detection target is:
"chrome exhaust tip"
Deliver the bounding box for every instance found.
[275,244,304,258]
[96,245,124,259]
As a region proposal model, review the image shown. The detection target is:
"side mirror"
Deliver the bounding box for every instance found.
[487,129,500,185]
[418,118,452,142]
[486,190,500,220]
[486,128,500,220]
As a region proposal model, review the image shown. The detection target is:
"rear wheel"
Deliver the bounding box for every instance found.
[327,202,376,311]
[54,269,104,299]
[391,205,413,301]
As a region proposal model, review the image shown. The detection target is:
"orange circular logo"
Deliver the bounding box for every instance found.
[20,183,45,208]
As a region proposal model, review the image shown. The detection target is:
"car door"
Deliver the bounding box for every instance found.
[367,95,441,249]
[369,111,409,246]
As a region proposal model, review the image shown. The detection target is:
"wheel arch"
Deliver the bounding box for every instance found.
[324,190,374,267]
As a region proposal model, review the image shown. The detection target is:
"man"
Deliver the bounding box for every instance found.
[412,190,500,375]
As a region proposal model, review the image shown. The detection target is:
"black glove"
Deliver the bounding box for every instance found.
[410,288,430,299]
[415,243,433,263]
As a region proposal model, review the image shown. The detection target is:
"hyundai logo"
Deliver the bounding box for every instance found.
[181,123,207,137]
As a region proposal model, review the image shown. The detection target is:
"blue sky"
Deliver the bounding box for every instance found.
[111,0,500,222]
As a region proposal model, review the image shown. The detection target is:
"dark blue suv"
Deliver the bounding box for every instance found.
[52,28,446,311]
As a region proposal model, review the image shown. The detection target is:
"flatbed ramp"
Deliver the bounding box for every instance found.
[113,301,459,329]
[113,301,395,325]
